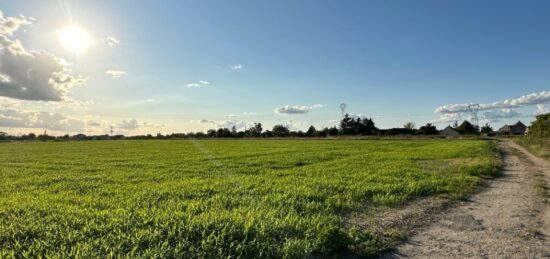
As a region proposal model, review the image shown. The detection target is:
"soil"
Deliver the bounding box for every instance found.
[379,139,550,258]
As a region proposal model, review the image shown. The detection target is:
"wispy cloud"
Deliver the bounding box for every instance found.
[198,119,248,130]
[274,104,325,114]
[0,11,33,36]
[186,80,210,88]
[230,64,243,70]
[105,70,126,78]
[535,104,549,115]
[481,109,523,123]
[105,36,119,47]
[0,73,9,83]
[117,119,140,130]
[0,107,86,132]
[224,112,257,118]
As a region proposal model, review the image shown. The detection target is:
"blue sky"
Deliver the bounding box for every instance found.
[1,1,549,135]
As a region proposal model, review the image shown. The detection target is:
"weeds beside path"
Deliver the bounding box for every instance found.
[381,139,550,258]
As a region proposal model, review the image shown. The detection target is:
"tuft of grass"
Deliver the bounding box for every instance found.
[0,139,497,258]
[514,137,550,161]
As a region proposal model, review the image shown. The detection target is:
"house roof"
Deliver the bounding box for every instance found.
[512,121,526,127]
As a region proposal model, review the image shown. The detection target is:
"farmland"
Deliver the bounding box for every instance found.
[0,139,498,258]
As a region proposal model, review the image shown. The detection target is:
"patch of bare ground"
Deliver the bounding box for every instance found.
[377,139,550,258]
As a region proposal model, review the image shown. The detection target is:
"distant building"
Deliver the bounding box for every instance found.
[440,126,460,136]
[498,121,527,135]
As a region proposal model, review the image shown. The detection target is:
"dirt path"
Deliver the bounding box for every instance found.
[381,139,550,258]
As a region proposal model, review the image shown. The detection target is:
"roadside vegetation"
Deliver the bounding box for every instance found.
[514,113,550,161]
[0,139,498,258]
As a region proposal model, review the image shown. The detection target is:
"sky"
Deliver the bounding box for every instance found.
[1,0,550,135]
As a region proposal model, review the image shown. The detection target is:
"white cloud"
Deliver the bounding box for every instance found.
[0,13,84,101]
[186,80,210,88]
[0,73,9,83]
[435,91,550,114]
[105,36,119,47]
[224,112,257,118]
[231,64,243,70]
[115,119,164,131]
[534,104,549,115]
[0,96,21,108]
[481,109,522,123]
[0,107,86,132]
[433,91,550,124]
[274,104,325,114]
[106,70,126,78]
[0,11,32,36]
[118,119,140,130]
[431,112,464,124]
[198,119,248,130]
[284,119,306,131]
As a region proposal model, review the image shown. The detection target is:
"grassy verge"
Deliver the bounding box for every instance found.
[0,139,499,258]
[514,137,550,161]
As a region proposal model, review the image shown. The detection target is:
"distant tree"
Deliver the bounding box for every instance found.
[417,123,438,135]
[245,122,262,137]
[237,131,246,138]
[318,128,328,137]
[230,126,237,137]
[72,133,86,140]
[262,130,273,137]
[254,123,262,134]
[456,120,479,135]
[305,126,317,137]
[0,131,6,140]
[453,120,459,128]
[28,133,36,140]
[272,125,290,137]
[293,131,305,137]
[327,126,339,136]
[339,114,356,135]
[403,122,415,130]
[528,113,550,137]
[38,134,55,141]
[359,118,377,135]
[207,129,216,137]
[480,123,493,134]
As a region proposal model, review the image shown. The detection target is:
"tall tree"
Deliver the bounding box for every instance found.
[272,125,290,137]
[456,120,479,135]
[528,113,550,137]
[480,123,493,134]
[305,126,317,137]
[418,123,438,135]
[403,122,415,130]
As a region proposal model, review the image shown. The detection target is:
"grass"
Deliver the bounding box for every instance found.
[0,139,498,258]
[514,137,550,161]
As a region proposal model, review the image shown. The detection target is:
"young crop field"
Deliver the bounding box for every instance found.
[0,139,498,258]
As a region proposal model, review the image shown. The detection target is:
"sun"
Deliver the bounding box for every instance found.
[57,25,92,54]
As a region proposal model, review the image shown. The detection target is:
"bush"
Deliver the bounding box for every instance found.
[528,113,550,137]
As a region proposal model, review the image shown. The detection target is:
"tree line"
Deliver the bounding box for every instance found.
[3,112,537,141]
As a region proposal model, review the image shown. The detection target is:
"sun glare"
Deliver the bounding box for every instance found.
[57,25,92,54]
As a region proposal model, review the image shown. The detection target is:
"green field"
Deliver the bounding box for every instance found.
[0,139,498,258]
